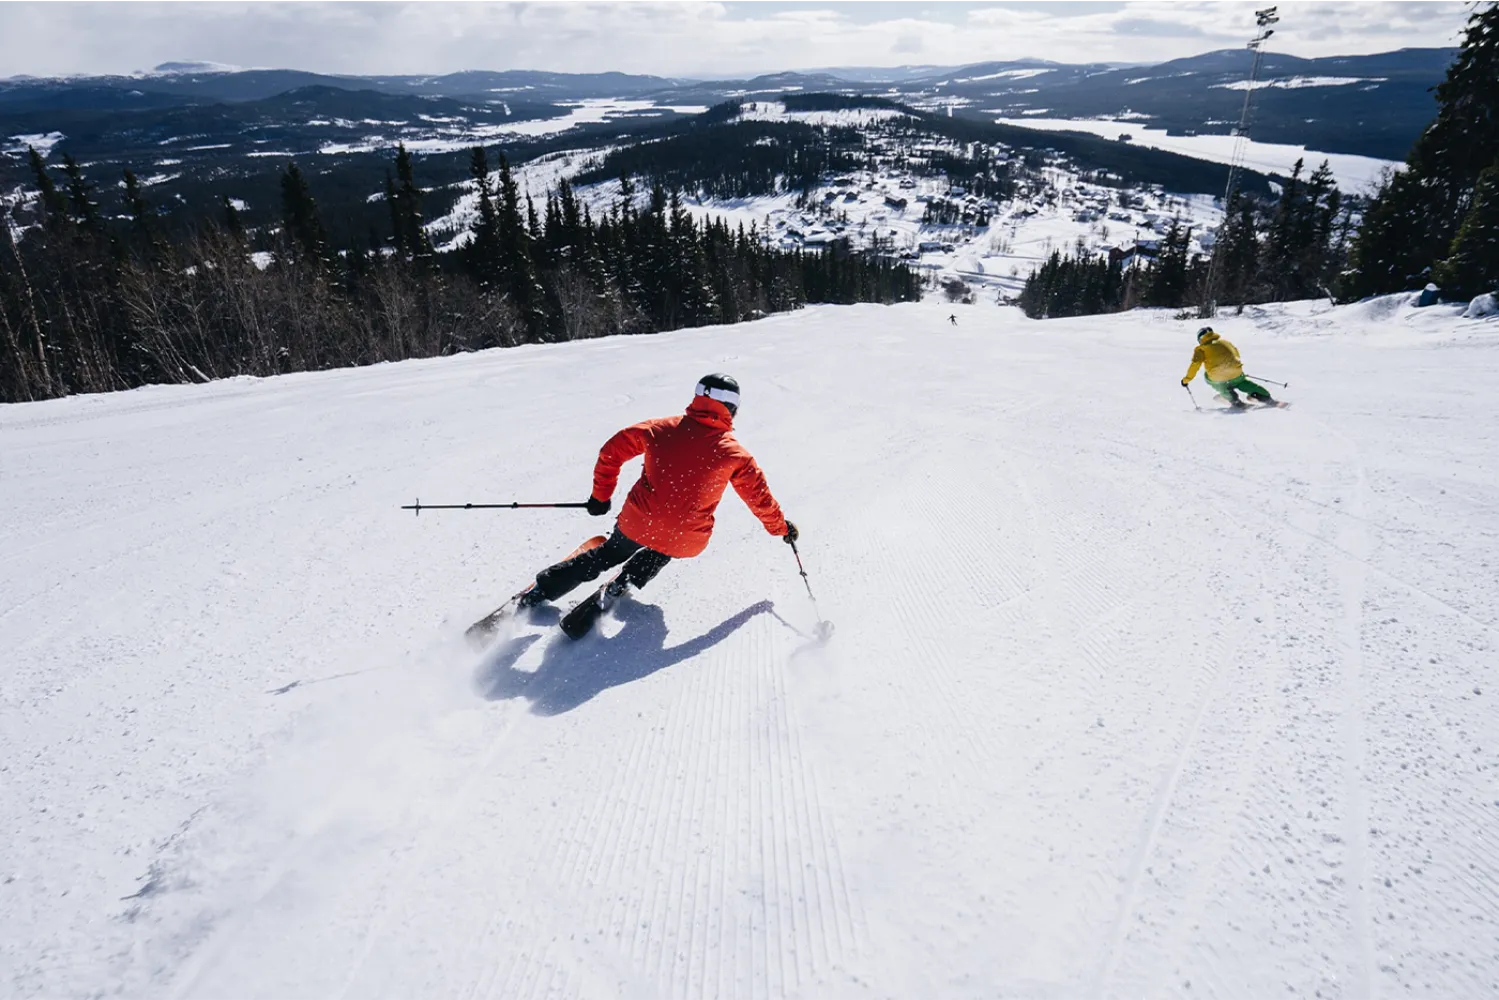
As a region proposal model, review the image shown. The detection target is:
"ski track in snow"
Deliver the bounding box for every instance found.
[3,296,1498,999]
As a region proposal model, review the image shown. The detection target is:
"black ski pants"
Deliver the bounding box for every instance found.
[535,529,672,602]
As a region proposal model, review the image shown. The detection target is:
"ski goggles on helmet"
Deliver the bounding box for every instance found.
[695,382,740,410]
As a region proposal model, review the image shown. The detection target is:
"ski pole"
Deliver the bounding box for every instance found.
[1184,383,1201,411]
[1246,374,1289,387]
[401,498,590,516]
[788,538,834,639]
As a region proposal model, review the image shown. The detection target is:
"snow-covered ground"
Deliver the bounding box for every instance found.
[657,168,1221,299]
[995,117,1399,194]
[4,294,1498,998]
[735,102,913,127]
[2,131,66,155]
[435,155,1223,299]
[425,147,616,252]
[1213,76,1387,91]
[306,101,710,158]
[419,102,1278,291]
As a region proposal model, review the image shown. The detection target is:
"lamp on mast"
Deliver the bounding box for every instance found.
[1202,5,1280,318]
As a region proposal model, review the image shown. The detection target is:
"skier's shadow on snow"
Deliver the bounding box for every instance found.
[475,599,776,715]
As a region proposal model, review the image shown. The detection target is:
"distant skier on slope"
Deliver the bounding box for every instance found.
[948,313,958,325]
[1181,326,1277,408]
[517,373,797,625]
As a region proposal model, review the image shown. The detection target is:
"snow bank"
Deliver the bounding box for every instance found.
[1463,292,1499,319]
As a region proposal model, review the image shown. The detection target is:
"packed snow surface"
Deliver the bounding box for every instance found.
[995,117,1400,193]
[3,296,1498,999]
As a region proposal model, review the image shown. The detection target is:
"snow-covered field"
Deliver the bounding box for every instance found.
[994,117,1399,194]
[4,295,1498,999]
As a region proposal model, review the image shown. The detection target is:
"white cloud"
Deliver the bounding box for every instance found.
[0,1,1473,79]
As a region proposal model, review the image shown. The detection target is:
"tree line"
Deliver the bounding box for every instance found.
[1019,160,1346,320]
[573,115,869,200]
[0,144,919,403]
[1345,2,1499,301]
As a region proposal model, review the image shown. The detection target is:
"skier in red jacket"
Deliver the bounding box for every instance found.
[519,373,797,615]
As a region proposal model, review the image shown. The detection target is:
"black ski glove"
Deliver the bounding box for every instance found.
[1180,378,1190,386]
[586,496,611,516]
[783,521,799,545]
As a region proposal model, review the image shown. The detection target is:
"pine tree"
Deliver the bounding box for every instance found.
[120,168,165,264]
[1146,220,1192,307]
[496,153,549,339]
[279,162,331,267]
[60,154,103,233]
[1214,192,1260,312]
[1346,3,1499,297]
[1433,158,1499,298]
[466,146,503,287]
[27,147,68,230]
[221,195,245,240]
[387,144,433,266]
[1018,250,1123,319]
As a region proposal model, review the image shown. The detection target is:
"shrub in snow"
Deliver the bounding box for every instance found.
[1462,293,1498,319]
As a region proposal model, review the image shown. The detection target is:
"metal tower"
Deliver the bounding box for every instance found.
[1203,5,1280,317]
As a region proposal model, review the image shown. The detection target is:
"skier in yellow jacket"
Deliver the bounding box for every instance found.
[1182,327,1277,408]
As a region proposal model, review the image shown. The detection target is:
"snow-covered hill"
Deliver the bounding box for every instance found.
[3,296,1497,999]
[427,132,1224,297]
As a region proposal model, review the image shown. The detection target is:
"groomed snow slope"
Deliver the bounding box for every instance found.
[3,296,1497,999]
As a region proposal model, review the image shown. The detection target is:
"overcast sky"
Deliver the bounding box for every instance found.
[0,2,1475,79]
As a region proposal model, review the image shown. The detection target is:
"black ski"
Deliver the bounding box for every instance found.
[465,534,608,649]
[559,573,627,639]
[559,590,606,639]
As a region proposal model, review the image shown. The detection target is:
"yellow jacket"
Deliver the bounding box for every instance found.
[1184,331,1243,383]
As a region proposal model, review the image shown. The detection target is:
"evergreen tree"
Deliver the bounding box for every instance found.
[1433,158,1499,298]
[385,143,433,266]
[466,146,503,287]
[279,162,331,267]
[1215,192,1260,312]
[120,168,164,263]
[221,195,245,241]
[27,147,68,230]
[61,154,103,233]
[1019,251,1124,319]
[1258,158,1342,300]
[495,152,549,339]
[1300,161,1340,296]
[1346,3,1499,297]
[1,144,919,404]
[1146,221,1192,307]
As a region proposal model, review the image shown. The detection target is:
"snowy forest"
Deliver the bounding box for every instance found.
[0,143,919,403]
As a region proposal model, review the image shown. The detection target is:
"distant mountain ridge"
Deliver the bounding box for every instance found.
[0,46,1454,162]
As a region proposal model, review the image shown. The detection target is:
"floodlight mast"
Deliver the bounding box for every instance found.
[1203,6,1280,317]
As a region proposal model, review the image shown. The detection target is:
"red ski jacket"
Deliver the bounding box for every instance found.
[591,395,789,558]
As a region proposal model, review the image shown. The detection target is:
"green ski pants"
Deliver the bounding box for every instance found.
[1206,374,1272,401]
